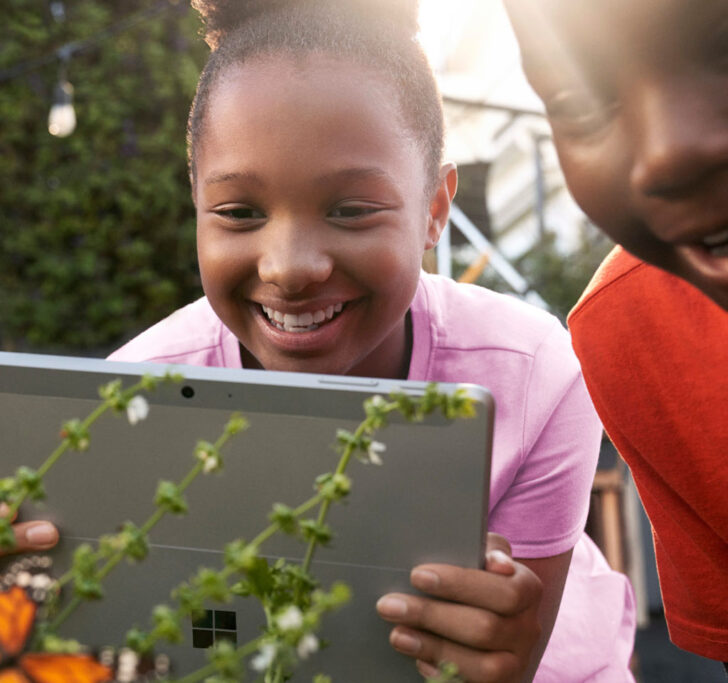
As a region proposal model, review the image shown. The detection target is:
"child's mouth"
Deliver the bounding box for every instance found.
[260,303,346,333]
[701,228,728,257]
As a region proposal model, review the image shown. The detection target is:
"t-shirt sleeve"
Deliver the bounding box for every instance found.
[488,322,603,559]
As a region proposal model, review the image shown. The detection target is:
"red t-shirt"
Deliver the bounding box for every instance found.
[568,246,728,660]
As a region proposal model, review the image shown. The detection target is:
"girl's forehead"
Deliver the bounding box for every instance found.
[202,54,416,150]
[204,54,405,138]
[195,53,427,192]
[213,53,398,107]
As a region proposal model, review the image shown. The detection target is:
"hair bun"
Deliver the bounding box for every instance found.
[192,0,420,51]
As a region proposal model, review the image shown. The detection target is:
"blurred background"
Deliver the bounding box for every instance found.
[1,1,724,680]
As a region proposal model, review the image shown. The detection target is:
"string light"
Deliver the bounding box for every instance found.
[48,79,75,137]
[48,48,75,137]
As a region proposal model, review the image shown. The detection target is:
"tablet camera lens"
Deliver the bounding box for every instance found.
[181,385,195,399]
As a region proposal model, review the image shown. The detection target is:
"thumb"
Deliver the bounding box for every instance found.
[484,532,516,576]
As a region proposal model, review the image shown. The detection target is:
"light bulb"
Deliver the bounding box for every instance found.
[48,80,76,137]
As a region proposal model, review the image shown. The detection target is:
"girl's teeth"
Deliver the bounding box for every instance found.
[262,303,346,332]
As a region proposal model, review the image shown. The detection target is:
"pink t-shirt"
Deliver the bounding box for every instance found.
[110,272,635,681]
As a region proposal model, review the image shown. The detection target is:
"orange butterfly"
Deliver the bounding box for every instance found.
[0,584,113,683]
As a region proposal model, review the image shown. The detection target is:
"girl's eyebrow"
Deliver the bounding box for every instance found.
[314,167,396,186]
[204,170,266,187]
[204,167,396,188]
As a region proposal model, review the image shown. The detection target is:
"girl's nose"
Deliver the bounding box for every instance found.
[257,219,334,294]
[629,74,728,199]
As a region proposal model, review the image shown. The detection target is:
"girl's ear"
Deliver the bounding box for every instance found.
[425,162,458,250]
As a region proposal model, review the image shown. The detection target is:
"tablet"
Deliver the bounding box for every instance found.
[0,351,493,681]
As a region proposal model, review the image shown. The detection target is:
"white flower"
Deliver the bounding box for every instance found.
[116,648,140,683]
[365,440,385,465]
[30,574,52,590]
[251,643,277,672]
[370,395,387,409]
[296,633,319,659]
[275,605,304,631]
[126,396,149,425]
[200,451,221,473]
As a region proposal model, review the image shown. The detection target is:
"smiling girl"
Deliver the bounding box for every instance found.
[8,0,635,679]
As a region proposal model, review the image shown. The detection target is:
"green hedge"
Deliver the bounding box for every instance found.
[0,1,208,354]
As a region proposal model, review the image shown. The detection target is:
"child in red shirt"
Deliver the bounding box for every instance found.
[504,0,728,668]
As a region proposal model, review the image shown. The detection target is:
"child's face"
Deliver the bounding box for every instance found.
[193,55,449,377]
[505,0,728,310]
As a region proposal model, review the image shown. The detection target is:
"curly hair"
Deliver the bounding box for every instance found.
[187,0,444,194]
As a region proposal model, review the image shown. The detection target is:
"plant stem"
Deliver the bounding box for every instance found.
[301,421,368,574]
[7,381,146,519]
[248,493,324,550]
[51,429,235,631]
[171,637,263,683]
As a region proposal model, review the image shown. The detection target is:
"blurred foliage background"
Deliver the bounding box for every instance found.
[0,0,207,354]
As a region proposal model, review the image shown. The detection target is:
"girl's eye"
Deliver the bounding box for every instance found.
[329,205,380,220]
[545,88,618,139]
[216,206,265,221]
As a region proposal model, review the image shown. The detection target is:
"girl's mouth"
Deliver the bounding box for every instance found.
[260,302,346,333]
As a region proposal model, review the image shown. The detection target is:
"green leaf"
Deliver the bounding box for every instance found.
[224,539,259,572]
[0,477,17,504]
[191,568,231,602]
[269,503,298,535]
[224,412,249,435]
[125,627,153,654]
[0,517,16,550]
[300,520,333,546]
[151,604,183,643]
[154,480,188,515]
[315,473,351,501]
[207,639,243,679]
[245,556,273,598]
[118,521,149,561]
[60,419,90,452]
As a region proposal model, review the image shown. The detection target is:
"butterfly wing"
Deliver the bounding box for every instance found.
[19,654,113,683]
[0,586,36,662]
[0,670,32,683]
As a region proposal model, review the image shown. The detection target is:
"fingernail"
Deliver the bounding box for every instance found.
[25,523,57,546]
[391,630,421,654]
[377,596,408,618]
[411,568,440,591]
[487,549,513,566]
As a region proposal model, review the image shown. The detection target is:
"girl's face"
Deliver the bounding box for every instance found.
[194,55,452,377]
[506,0,728,310]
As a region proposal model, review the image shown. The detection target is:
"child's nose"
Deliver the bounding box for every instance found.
[629,74,728,199]
[257,219,333,294]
